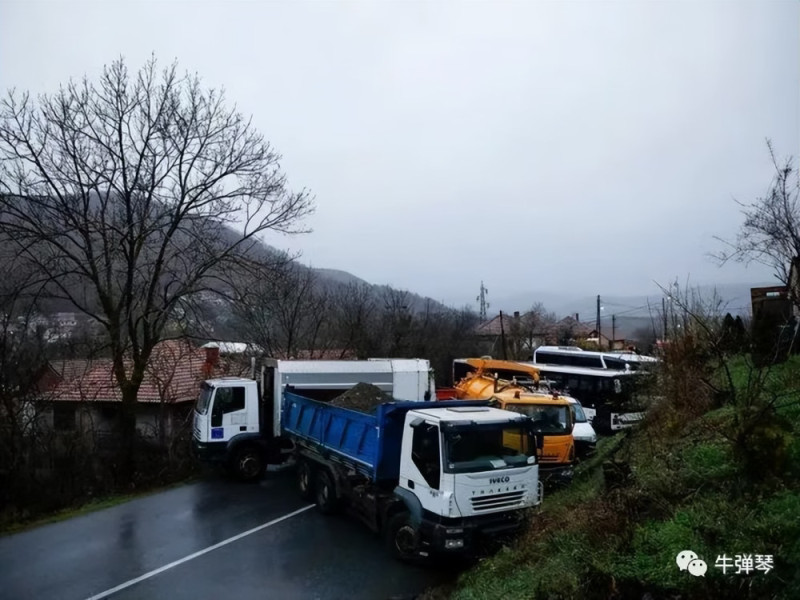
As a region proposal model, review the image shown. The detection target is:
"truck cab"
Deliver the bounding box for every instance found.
[486,394,575,481]
[194,378,259,445]
[449,362,576,483]
[399,405,540,521]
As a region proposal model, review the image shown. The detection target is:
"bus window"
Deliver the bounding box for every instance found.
[576,355,604,368]
[603,357,625,370]
[534,351,556,364]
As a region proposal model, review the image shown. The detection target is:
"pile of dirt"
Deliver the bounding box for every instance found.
[329,382,393,414]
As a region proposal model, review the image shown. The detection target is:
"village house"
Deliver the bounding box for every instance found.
[472,311,547,359]
[34,339,247,444]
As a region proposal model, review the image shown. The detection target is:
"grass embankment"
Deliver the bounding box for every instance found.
[446,355,800,600]
[0,475,201,537]
[0,492,144,536]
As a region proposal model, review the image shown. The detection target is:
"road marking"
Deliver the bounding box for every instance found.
[85,504,314,600]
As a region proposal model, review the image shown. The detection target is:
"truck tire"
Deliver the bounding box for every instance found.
[296,459,314,501]
[232,446,264,482]
[314,469,340,515]
[384,511,419,562]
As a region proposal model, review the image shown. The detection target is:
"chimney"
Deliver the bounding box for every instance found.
[203,342,220,374]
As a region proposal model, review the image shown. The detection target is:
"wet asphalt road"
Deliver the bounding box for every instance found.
[0,469,458,600]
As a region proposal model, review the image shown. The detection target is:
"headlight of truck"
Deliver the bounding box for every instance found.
[445,539,464,549]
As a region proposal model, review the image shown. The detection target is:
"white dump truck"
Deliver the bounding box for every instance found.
[284,390,542,560]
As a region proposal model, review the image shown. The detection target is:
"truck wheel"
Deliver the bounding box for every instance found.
[385,511,419,562]
[296,460,314,501]
[232,446,264,482]
[314,469,340,515]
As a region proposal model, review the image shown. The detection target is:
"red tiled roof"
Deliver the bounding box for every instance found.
[548,316,592,335]
[475,313,593,338]
[45,339,244,404]
[474,313,541,336]
[49,359,94,381]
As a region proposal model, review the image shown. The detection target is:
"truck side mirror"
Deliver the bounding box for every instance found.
[409,417,424,429]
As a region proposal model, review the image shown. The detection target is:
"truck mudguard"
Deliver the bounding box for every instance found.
[226,432,266,454]
[393,486,423,527]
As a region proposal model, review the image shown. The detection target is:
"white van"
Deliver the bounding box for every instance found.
[565,396,597,458]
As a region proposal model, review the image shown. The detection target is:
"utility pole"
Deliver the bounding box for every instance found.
[499,310,508,360]
[612,314,616,347]
[662,297,668,341]
[596,295,601,345]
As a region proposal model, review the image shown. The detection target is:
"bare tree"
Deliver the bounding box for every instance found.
[508,303,555,359]
[651,281,797,480]
[266,265,330,358]
[381,288,414,356]
[232,262,333,359]
[0,57,313,475]
[0,250,48,499]
[714,140,800,288]
[329,282,378,358]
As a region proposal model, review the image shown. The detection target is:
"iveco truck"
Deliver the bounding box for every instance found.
[284,390,542,561]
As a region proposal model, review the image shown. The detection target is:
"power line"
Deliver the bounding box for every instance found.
[570,304,652,318]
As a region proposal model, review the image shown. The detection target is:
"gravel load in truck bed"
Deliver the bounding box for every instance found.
[329,382,394,414]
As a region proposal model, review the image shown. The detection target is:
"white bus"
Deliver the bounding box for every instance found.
[531,346,658,372]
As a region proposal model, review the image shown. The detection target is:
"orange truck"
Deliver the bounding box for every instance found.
[446,358,575,484]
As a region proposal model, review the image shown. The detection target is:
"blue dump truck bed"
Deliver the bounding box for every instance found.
[281,391,488,482]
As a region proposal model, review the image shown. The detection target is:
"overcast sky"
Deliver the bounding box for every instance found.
[2,1,798,308]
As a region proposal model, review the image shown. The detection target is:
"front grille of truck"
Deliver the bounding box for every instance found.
[471,490,526,512]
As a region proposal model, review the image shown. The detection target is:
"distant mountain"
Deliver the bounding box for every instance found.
[312,268,369,287]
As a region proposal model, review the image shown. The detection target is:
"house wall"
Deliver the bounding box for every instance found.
[39,402,192,444]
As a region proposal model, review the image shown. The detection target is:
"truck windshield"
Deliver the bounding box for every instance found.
[569,403,588,423]
[444,424,535,473]
[196,385,213,415]
[502,404,571,434]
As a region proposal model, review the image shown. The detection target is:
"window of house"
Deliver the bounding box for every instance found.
[53,404,76,431]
